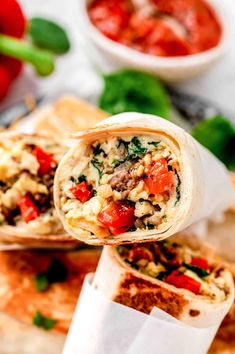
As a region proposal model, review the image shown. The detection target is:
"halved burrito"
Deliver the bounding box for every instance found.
[54,113,234,245]
[93,234,234,327]
[0,132,77,247]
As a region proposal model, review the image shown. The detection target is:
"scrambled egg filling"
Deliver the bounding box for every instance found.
[61,135,181,237]
[117,241,229,302]
[0,135,65,234]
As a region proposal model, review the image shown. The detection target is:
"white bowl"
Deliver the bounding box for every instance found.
[78,0,230,82]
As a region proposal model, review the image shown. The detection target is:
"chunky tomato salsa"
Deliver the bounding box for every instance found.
[88,0,222,57]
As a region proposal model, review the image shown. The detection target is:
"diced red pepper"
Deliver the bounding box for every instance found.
[128,246,154,262]
[18,195,40,223]
[144,158,175,195]
[191,257,209,270]
[165,270,201,295]
[98,202,135,233]
[33,146,56,175]
[70,182,93,203]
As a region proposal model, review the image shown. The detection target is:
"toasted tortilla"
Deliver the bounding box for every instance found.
[0,248,100,354]
[93,234,234,328]
[11,95,109,138]
[0,248,100,333]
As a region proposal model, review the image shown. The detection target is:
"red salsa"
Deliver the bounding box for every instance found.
[88,0,222,57]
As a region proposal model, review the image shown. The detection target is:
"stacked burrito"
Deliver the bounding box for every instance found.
[54,113,235,353]
[0,248,100,354]
[0,131,79,248]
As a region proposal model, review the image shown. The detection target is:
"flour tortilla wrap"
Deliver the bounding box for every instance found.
[93,234,234,328]
[0,131,78,248]
[54,113,235,245]
[0,248,100,354]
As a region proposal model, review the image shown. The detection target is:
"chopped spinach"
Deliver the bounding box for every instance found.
[184,263,209,278]
[35,258,68,292]
[128,225,137,232]
[33,311,56,331]
[112,159,125,168]
[128,137,147,159]
[91,158,103,179]
[70,174,86,183]
[35,273,49,292]
[78,174,87,183]
[174,170,181,205]
[147,223,155,230]
[148,141,160,148]
[93,143,105,156]
[93,189,97,196]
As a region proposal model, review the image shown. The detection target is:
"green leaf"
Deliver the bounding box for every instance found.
[33,311,56,331]
[91,158,103,179]
[34,258,68,292]
[192,116,235,170]
[28,18,70,54]
[127,137,147,159]
[35,273,49,292]
[99,69,170,119]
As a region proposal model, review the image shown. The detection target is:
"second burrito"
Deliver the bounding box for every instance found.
[54,113,235,245]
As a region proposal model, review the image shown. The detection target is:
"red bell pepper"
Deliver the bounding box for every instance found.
[98,202,135,234]
[144,158,175,195]
[128,246,154,262]
[165,270,201,295]
[191,257,209,270]
[70,182,93,203]
[33,146,56,176]
[0,0,25,80]
[18,195,40,223]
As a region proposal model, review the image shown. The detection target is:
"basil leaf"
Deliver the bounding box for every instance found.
[99,69,170,119]
[28,18,70,54]
[192,116,235,170]
[33,311,56,331]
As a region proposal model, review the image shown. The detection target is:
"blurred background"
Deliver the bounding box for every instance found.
[0,0,235,115]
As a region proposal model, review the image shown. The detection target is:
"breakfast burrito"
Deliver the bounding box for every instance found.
[93,234,234,327]
[0,131,77,247]
[0,248,100,354]
[54,113,234,245]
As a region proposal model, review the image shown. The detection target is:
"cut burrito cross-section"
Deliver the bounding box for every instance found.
[0,131,78,247]
[93,234,235,328]
[55,113,235,245]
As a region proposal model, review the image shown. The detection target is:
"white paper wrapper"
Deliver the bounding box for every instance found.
[63,274,224,354]
[55,113,235,245]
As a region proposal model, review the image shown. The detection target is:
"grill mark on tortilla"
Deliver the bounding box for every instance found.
[113,273,189,317]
